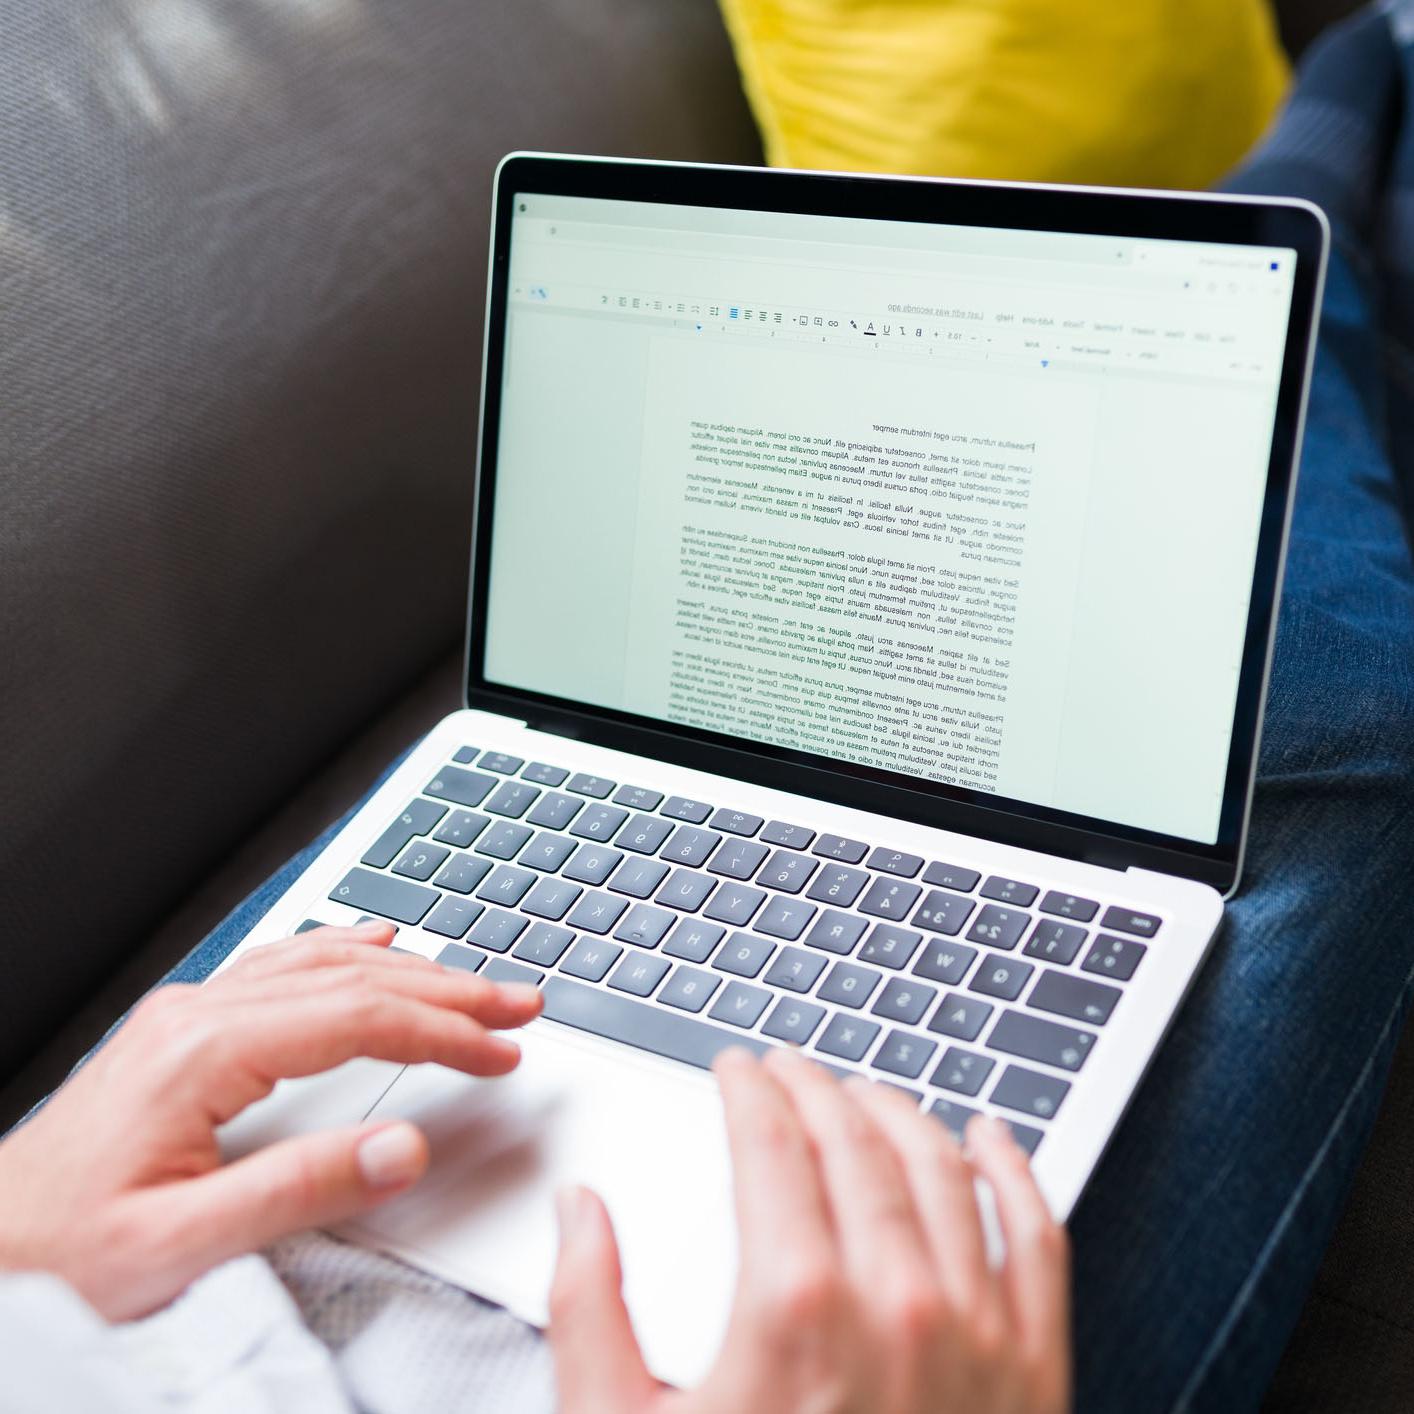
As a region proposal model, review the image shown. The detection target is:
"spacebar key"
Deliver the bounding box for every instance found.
[330,868,439,925]
[541,978,771,1070]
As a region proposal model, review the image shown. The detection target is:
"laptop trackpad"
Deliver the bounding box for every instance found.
[340,1022,738,1389]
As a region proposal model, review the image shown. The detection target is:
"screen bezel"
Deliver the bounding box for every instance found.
[464,153,1328,895]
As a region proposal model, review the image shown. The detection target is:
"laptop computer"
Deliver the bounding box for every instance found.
[217,152,1327,1386]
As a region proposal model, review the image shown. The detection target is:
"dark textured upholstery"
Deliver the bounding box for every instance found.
[0,0,759,1080]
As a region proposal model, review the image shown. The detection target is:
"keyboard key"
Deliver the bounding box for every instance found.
[804,864,868,908]
[1100,907,1162,938]
[927,1097,979,1141]
[867,847,923,878]
[662,796,713,824]
[609,857,670,899]
[619,814,673,855]
[818,961,883,1009]
[871,977,937,1026]
[980,875,1039,907]
[562,843,623,886]
[479,751,524,775]
[708,838,770,880]
[859,877,923,922]
[392,842,450,882]
[991,1064,1070,1122]
[422,896,484,939]
[513,922,574,967]
[762,946,827,993]
[475,865,536,907]
[965,905,1030,952]
[544,976,771,1066]
[613,785,664,811]
[762,997,826,1045]
[425,766,497,809]
[713,932,775,978]
[614,904,675,949]
[468,908,530,952]
[1082,935,1148,981]
[913,939,978,986]
[363,799,447,868]
[560,937,622,982]
[451,746,479,765]
[761,821,814,849]
[1039,890,1099,922]
[474,821,533,860]
[804,910,868,955]
[709,980,772,1028]
[522,761,569,787]
[911,890,974,936]
[759,850,817,893]
[662,826,721,868]
[1028,969,1121,1026]
[570,804,629,841]
[922,861,981,892]
[608,953,671,997]
[566,890,628,934]
[483,958,544,987]
[812,833,868,864]
[330,868,439,925]
[1007,1122,1044,1156]
[815,1013,880,1062]
[568,773,616,799]
[710,808,763,836]
[432,809,490,849]
[858,924,922,970]
[969,956,1033,1001]
[435,940,487,972]
[433,853,493,895]
[521,877,582,921]
[660,965,721,1013]
[871,1030,936,1080]
[656,868,716,912]
[664,919,727,962]
[526,791,583,831]
[703,883,766,926]
[755,896,817,941]
[484,780,540,819]
[989,1010,1096,1072]
[928,993,993,1041]
[1022,920,1088,966]
[294,919,326,933]
[520,832,577,873]
[929,1046,995,1097]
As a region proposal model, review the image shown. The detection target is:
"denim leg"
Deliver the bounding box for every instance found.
[1069,229,1414,1412]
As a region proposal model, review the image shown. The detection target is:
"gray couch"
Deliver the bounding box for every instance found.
[0,0,1390,1407]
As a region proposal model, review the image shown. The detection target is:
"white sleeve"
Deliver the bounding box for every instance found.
[0,1256,353,1414]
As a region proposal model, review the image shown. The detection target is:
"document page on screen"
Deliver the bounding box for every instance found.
[484,196,1295,844]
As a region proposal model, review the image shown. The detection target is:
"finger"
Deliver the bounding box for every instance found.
[127,1120,430,1310]
[225,923,398,978]
[851,1082,994,1311]
[766,1054,934,1292]
[714,1049,836,1283]
[966,1116,1070,1361]
[548,1186,657,1414]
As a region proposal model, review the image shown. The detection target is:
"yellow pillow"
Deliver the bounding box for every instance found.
[717,0,1289,189]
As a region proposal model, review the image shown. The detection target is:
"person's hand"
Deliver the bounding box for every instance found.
[0,922,541,1320]
[550,1047,1070,1414]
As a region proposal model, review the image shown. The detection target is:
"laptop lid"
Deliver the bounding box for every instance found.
[464,154,1327,895]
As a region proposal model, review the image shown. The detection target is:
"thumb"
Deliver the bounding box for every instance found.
[548,1186,658,1414]
[160,1121,429,1273]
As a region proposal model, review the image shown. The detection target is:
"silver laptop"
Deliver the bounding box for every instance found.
[218,153,1328,1386]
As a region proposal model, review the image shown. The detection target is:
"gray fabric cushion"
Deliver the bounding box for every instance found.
[0,0,759,1077]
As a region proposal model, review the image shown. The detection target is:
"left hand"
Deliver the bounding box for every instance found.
[0,922,542,1319]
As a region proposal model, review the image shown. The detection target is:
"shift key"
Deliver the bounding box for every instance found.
[330,867,439,925]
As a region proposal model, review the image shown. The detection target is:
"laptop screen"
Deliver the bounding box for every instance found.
[481,190,1298,849]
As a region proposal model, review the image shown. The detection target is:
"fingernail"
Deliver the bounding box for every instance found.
[555,1185,586,1242]
[354,920,389,935]
[357,1123,424,1188]
[497,983,542,1007]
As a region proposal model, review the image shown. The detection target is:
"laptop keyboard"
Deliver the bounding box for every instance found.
[317,746,1165,1158]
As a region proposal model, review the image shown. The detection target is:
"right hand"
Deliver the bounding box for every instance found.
[549,1047,1070,1414]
